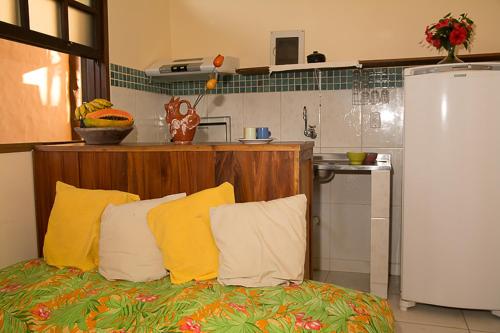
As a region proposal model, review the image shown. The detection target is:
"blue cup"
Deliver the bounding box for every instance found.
[256,127,271,139]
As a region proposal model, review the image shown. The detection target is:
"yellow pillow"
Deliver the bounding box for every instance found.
[147,182,235,284]
[43,181,139,271]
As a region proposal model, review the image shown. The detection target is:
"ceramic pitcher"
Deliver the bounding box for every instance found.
[165,97,200,144]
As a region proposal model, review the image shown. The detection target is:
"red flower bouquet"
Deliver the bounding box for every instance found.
[425,13,474,63]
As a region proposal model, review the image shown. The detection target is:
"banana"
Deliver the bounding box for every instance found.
[74,106,81,120]
[75,105,86,120]
[81,103,95,118]
[92,98,113,108]
[75,98,113,120]
[89,100,108,110]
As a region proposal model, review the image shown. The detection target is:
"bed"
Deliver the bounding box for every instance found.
[0,259,394,332]
[19,144,395,332]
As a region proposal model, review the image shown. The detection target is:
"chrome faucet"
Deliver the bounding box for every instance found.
[303,106,317,139]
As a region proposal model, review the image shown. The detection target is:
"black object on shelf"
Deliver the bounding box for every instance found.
[307,51,326,63]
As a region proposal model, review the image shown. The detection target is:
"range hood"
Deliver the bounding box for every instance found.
[145,56,239,82]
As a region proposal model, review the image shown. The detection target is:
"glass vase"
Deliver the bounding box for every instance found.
[438,46,464,64]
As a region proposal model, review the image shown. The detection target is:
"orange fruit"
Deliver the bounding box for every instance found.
[213,54,224,68]
[206,78,217,90]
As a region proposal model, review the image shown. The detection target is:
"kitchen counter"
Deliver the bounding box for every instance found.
[313,153,392,298]
[36,141,314,153]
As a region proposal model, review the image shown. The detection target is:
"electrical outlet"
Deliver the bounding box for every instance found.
[370,111,381,128]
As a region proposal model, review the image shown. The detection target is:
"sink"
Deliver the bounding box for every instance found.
[313,153,392,184]
[314,167,335,184]
[313,154,342,184]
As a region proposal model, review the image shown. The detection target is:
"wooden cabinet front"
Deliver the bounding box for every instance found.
[33,143,313,277]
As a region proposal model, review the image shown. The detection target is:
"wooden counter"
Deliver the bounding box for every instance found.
[33,142,314,278]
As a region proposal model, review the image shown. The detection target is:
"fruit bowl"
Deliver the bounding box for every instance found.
[74,126,134,145]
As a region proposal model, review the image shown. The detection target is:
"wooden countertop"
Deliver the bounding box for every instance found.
[35,141,315,152]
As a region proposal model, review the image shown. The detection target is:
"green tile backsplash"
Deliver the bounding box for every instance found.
[110,64,404,96]
[110,63,170,94]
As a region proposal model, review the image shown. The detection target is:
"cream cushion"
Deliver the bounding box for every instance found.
[99,193,185,282]
[210,194,307,287]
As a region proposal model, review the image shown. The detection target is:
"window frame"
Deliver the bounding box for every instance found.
[0,0,109,149]
[0,0,107,61]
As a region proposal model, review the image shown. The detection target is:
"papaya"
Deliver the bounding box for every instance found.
[83,108,134,128]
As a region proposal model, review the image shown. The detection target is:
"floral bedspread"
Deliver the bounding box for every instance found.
[0,259,394,332]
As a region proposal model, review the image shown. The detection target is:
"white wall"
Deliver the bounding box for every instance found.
[107,0,173,140]
[169,0,500,68]
[0,152,38,269]
[108,0,171,70]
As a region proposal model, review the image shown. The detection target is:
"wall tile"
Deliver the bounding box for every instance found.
[330,203,371,266]
[243,92,281,140]
[206,94,244,141]
[111,86,136,113]
[370,217,390,285]
[174,95,208,118]
[280,91,320,144]
[313,178,332,204]
[312,201,332,270]
[111,86,137,143]
[135,90,168,119]
[365,148,403,207]
[319,147,362,154]
[371,170,391,218]
[330,174,371,205]
[320,90,361,148]
[361,88,404,148]
[390,205,402,269]
[135,92,169,142]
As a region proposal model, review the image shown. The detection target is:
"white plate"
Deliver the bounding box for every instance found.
[238,137,274,144]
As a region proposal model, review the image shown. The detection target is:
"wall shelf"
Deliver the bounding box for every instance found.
[360,52,500,68]
[235,53,500,75]
[269,61,361,73]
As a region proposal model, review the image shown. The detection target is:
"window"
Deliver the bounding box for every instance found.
[0,0,109,145]
[0,39,80,143]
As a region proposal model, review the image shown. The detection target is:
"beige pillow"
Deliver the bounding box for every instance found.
[99,193,185,282]
[210,194,307,287]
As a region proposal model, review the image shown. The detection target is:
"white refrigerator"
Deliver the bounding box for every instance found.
[401,63,500,314]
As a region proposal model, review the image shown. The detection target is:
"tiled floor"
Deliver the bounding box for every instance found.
[313,271,500,333]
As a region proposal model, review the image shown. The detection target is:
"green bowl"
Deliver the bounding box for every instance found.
[347,152,367,165]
